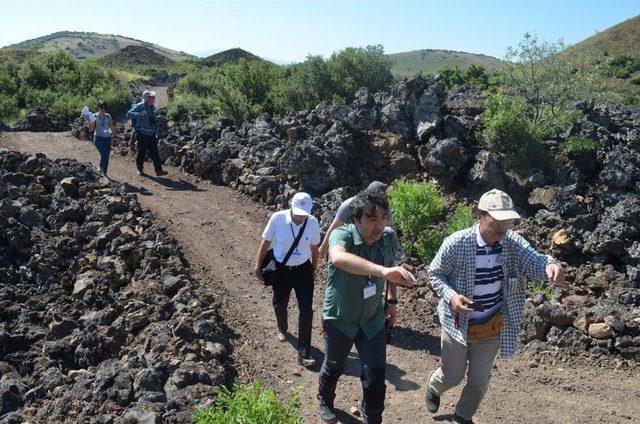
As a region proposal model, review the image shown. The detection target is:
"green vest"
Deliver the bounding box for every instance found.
[322,224,394,339]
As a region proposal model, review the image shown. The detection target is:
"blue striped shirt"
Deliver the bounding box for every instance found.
[469,226,503,323]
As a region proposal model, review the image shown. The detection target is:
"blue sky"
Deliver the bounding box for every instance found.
[1,0,638,62]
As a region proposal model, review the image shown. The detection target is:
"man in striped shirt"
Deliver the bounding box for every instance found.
[424,189,566,424]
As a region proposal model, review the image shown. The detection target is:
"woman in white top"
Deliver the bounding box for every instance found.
[254,192,321,368]
[87,100,116,178]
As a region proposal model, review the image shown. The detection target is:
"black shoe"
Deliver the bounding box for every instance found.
[318,404,337,423]
[425,386,440,413]
[451,413,474,424]
[298,356,316,368]
[155,170,168,176]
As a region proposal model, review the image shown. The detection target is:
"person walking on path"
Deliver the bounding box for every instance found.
[127,90,167,177]
[254,192,321,368]
[424,188,567,424]
[86,100,116,179]
[317,189,416,424]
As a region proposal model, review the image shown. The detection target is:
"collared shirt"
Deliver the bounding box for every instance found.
[469,226,504,322]
[428,223,559,357]
[322,224,394,340]
[335,196,403,264]
[262,209,321,266]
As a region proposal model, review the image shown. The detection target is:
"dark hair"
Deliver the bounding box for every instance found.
[97,100,108,109]
[476,209,489,218]
[350,188,389,222]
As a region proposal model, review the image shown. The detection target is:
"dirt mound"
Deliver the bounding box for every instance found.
[201,48,261,67]
[101,45,173,68]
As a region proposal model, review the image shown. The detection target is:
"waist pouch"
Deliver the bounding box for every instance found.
[467,312,504,343]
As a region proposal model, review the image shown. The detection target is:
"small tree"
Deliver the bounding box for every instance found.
[497,33,593,137]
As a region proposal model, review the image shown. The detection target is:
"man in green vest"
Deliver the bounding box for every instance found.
[317,189,416,424]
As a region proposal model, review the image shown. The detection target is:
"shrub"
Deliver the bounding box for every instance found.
[530,280,553,301]
[193,381,302,424]
[561,135,597,157]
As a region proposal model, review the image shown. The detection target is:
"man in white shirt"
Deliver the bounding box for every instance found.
[255,192,321,367]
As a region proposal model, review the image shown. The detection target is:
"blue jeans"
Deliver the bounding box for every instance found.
[318,322,386,424]
[93,135,111,174]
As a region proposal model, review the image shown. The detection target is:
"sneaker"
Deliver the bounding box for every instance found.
[277,332,286,342]
[318,405,337,423]
[155,170,168,176]
[137,169,144,176]
[451,413,474,424]
[425,386,440,413]
[298,356,316,368]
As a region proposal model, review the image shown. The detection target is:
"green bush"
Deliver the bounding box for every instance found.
[561,135,597,157]
[172,45,393,123]
[389,179,478,262]
[193,381,302,424]
[0,51,131,122]
[605,55,640,79]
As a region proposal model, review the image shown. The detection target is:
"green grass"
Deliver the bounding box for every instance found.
[193,381,302,424]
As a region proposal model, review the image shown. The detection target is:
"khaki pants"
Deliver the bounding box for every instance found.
[428,329,500,421]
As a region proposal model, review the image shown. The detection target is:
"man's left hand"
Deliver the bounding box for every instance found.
[546,263,567,287]
[386,303,397,326]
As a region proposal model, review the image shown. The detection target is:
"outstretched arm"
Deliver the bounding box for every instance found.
[329,245,415,287]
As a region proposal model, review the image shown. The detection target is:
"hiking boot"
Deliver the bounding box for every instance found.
[425,386,440,413]
[155,170,168,176]
[277,332,286,342]
[318,404,337,423]
[451,413,474,424]
[298,356,316,368]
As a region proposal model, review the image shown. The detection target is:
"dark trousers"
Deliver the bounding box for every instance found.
[272,261,314,358]
[318,323,386,424]
[135,132,163,173]
[93,135,111,174]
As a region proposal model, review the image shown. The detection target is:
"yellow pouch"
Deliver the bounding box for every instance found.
[467,312,504,343]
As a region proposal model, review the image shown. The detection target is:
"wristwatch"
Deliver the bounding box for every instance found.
[387,298,398,305]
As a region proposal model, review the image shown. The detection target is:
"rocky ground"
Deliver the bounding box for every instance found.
[67,76,640,362]
[0,148,233,423]
[1,131,638,424]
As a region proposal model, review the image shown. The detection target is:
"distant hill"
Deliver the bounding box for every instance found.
[387,49,505,78]
[202,48,262,66]
[562,15,640,103]
[4,31,194,61]
[563,15,640,59]
[100,45,174,68]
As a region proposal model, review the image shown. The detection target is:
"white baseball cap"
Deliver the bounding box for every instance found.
[478,189,521,221]
[290,192,313,216]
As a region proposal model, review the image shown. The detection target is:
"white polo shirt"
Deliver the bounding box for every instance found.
[262,209,321,267]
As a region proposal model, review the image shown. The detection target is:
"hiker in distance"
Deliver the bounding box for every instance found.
[254,192,321,368]
[85,100,116,179]
[425,189,567,424]
[126,90,168,177]
[317,189,416,424]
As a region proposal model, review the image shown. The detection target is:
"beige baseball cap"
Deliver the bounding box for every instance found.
[478,189,521,221]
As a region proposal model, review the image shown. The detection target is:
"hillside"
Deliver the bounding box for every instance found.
[387,49,504,77]
[562,15,640,103]
[4,31,194,61]
[201,47,262,66]
[100,45,174,68]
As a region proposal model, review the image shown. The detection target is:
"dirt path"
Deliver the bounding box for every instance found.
[1,131,638,424]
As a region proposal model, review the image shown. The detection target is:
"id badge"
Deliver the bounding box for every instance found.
[363,280,376,299]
